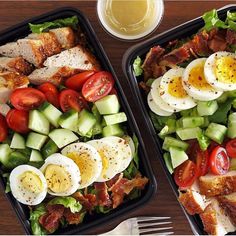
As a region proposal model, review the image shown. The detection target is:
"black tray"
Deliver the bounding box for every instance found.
[122,4,236,235]
[0,7,157,235]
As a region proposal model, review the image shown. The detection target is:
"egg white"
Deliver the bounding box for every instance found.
[10,165,47,206]
[204,51,236,91]
[182,58,223,101]
[159,68,196,110]
[122,135,135,157]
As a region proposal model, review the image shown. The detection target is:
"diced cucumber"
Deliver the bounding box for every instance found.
[104,112,127,125]
[217,92,228,103]
[92,105,101,122]
[230,158,236,171]
[28,161,44,169]
[102,124,124,137]
[227,113,236,138]
[77,110,96,136]
[180,107,199,117]
[40,102,62,127]
[10,133,25,149]
[26,132,47,150]
[176,127,202,140]
[158,119,176,138]
[163,153,174,174]
[6,151,29,169]
[30,150,43,162]
[182,117,204,128]
[49,129,78,148]
[197,101,218,116]
[162,137,189,151]
[202,117,210,128]
[92,122,103,135]
[41,139,59,158]
[169,147,188,169]
[0,144,12,167]
[228,112,236,123]
[95,95,120,115]
[59,110,78,132]
[28,110,50,135]
[205,123,227,144]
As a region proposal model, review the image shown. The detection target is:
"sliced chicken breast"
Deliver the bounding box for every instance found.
[0,57,33,75]
[0,103,10,116]
[199,171,236,197]
[0,42,21,58]
[49,27,76,49]
[200,198,236,236]
[43,45,101,71]
[28,66,78,86]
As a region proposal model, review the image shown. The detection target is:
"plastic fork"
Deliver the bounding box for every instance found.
[99,216,173,235]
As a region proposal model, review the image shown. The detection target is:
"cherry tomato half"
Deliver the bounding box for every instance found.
[6,109,30,134]
[65,71,95,91]
[38,82,60,108]
[59,89,88,112]
[0,114,8,142]
[82,71,114,102]
[174,160,198,188]
[209,146,230,175]
[195,147,209,177]
[10,88,46,111]
[226,139,236,158]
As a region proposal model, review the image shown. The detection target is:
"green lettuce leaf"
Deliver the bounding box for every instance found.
[30,204,47,235]
[133,56,143,76]
[227,11,236,22]
[48,196,82,213]
[29,16,78,33]
[2,173,11,193]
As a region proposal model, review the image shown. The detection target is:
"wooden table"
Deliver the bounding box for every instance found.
[0,0,235,235]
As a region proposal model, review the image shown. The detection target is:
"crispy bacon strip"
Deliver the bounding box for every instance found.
[94,182,112,207]
[73,192,97,212]
[208,30,227,52]
[226,29,236,45]
[63,208,85,225]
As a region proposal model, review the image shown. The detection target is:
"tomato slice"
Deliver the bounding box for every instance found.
[82,71,114,102]
[226,139,236,158]
[6,109,30,134]
[209,146,230,175]
[10,88,46,111]
[38,82,60,108]
[65,71,95,91]
[59,89,88,112]
[0,114,8,142]
[174,160,198,188]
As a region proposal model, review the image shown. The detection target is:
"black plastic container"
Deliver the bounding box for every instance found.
[122,4,236,235]
[0,7,157,235]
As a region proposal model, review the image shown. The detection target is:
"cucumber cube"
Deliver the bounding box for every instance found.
[30,150,43,162]
[162,137,189,151]
[197,101,218,116]
[205,123,227,144]
[26,132,47,150]
[0,144,12,167]
[104,112,127,125]
[163,153,174,174]
[227,113,236,138]
[59,110,78,132]
[10,133,25,149]
[41,139,59,158]
[95,95,120,115]
[176,127,202,140]
[182,117,204,128]
[102,124,124,137]
[77,110,96,136]
[169,147,188,168]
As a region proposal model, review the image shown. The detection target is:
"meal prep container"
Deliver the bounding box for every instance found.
[122,4,236,235]
[0,7,157,235]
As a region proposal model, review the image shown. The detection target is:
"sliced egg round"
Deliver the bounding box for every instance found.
[159,68,196,110]
[10,165,47,205]
[183,58,223,101]
[61,143,102,189]
[147,92,173,116]
[151,77,180,112]
[41,153,81,196]
[102,136,132,172]
[87,139,122,182]
[204,51,236,91]
[122,135,135,156]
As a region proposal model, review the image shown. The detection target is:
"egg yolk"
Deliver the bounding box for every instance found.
[19,171,42,194]
[44,164,71,193]
[215,56,236,84]
[67,152,94,186]
[188,64,212,90]
[168,76,188,98]
[98,149,109,179]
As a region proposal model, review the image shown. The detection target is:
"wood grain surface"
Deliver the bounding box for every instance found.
[0,1,235,235]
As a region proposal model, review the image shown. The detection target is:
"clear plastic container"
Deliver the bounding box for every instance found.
[97,0,164,41]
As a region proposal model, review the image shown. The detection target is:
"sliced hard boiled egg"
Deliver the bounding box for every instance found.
[122,135,135,156]
[10,165,47,205]
[147,92,173,116]
[151,77,180,112]
[87,139,122,182]
[159,68,196,110]
[41,153,81,196]
[102,136,132,172]
[182,58,223,101]
[61,143,102,189]
[204,51,236,91]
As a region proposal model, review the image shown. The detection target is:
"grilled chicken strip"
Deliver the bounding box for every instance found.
[199,171,236,197]
[0,42,21,58]
[0,57,33,75]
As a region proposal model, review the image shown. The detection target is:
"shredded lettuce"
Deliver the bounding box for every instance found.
[133,56,143,76]
[48,197,82,213]
[29,16,78,33]
[95,205,111,214]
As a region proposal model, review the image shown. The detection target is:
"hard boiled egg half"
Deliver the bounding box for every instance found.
[10,165,47,205]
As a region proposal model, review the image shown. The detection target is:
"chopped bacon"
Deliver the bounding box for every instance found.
[73,192,97,212]
[94,182,112,207]
[190,32,210,56]
[226,29,236,45]
[46,204,65,215]
[63,208,85,225]
[139,81,151,94]
[208,30,227,52]
[106,173,123,188]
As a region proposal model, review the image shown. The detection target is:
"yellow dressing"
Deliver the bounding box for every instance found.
[168,76,188,98]
[44,164,71,193]
[215,57,236,84]
[19,171,42,194]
